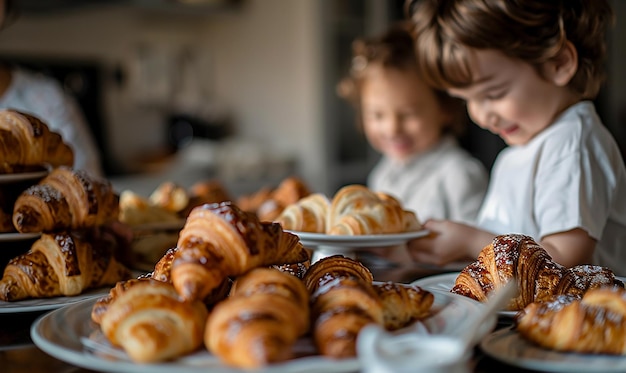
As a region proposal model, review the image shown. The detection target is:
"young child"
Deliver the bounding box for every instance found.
[338,23,488,224]
[405,0,626,275]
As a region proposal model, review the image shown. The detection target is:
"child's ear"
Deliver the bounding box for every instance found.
[545,40,578,87]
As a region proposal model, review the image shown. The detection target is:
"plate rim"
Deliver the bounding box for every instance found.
[480,327,626,372]
[0,169,48,184]
[0,232,41,242]
[288,229,430,248]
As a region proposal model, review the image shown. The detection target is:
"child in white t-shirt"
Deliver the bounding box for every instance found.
[406,0,626,275]
[338,23,488,224]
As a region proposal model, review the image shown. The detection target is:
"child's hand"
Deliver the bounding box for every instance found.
[406,220,493,266]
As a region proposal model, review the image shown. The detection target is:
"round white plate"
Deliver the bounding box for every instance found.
[0,170,48,184]
[0,271,145,314]
[411,272,518,318]
[0,287,111,314]
[288,230,430,248]
[30,287,490,373]
[481,327,626,372]
[0,232,40,242]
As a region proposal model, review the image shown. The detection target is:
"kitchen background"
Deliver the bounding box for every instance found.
[0,0,624,198]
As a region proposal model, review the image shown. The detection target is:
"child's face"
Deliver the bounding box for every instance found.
[447,49,575,146]
[361,66,449,163]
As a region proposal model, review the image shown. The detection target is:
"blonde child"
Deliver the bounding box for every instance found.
[338,23,488,224]
[406,0,626,275]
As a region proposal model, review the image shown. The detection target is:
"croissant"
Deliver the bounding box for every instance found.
[0,109,74,173]
[516,287,626,354]
[149,246,231,309]
[451,234,623,310]
[373,282,434,331]
[205,268,310,368]
[149,181,189,214]
[98,278,208,363]
[171,201,308,301]
[302,255,384,358]
[274,193,330,233]
[0,231,131,301]
[12,166,119,233]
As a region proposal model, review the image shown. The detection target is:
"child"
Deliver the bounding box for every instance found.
[406,0,626,275]
[338,22,488,224]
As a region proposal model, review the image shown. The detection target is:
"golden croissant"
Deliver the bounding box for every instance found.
[205,268,310,368]
[374,282,434,330]
[516,287,626,354]
[274,193,329,233]
[171,201,308,301]
[0,231,131,301]
[302,255,384,358]
[98,278,208,363]
[452,234,623,310]
[0,109,73,173]
[275,184,421,235]
[12,166,119,233]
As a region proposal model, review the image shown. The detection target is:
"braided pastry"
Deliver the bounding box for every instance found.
[452,234,623,310]
[205,268,310,368]
[516,287,626,354]
[0,231,131,301]
[303,255,384,358]
[98,278,208,363]
[12,166,119,233]
[171,201,308,301]
[0,109,73,173]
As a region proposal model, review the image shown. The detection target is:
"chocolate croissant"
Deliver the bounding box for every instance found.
[98,278,208,363]
[0,231,131,301]
[303,255,384,358]
[12,166,119,233]
[205,268,310,368]
[0,109,73,173]
[451,234,623,310]
[516,287,626,354]
[171,201,308,301]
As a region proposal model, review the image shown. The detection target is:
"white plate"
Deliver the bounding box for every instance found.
[0,170,48,184]
[411,272,518,318]
[0,232,41,242]
[0,287,112,314]
[0,271,145,314]
[30,288,491,373]
[288,230,430,248]
[481,327,626,372]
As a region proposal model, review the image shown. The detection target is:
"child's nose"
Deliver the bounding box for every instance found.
[467,100,496,130]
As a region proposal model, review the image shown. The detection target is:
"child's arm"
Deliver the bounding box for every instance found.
[540,228,596,268]
[406,220,495,266]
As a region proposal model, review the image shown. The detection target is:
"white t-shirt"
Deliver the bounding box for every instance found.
[477,101,626,275]
[368,136,488,224]
[0,67,103,177]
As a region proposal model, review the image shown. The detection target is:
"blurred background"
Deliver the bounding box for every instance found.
[1,0,623,198]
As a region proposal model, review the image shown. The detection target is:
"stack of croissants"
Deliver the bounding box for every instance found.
[0,109,132,301]
[90,201,435,367]
[451,233,626,355]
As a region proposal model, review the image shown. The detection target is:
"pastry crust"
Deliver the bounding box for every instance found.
[452,234,623,310]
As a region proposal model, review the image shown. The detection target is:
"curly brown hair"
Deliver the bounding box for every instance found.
[337,21,468,137]
[407,0,614,100]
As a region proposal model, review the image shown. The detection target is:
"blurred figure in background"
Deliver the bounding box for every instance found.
[0,0,103,177]
[338,22,488,224]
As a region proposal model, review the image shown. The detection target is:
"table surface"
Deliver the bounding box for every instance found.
[0,261,544,373]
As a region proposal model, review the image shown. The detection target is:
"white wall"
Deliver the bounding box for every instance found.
[0,0,328,193]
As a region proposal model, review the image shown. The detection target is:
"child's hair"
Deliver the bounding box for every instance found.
[408,0,614,100]
[337,21,468,137]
